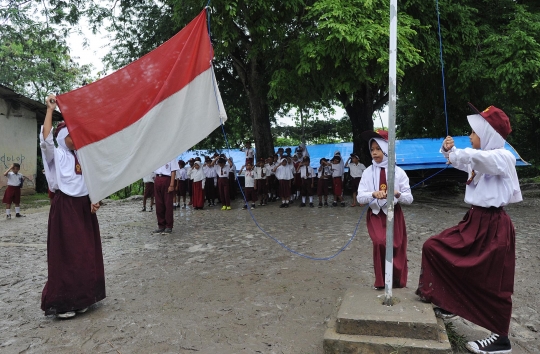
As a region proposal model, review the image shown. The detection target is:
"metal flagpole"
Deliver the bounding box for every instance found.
[384,0,398,306]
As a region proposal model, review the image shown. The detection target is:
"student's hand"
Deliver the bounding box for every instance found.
[372,190,387,199]
[443,136,454,151]
[46,94,57,110]
[394,191,401,199]
[91,202,100,213]
[168,185,174,193]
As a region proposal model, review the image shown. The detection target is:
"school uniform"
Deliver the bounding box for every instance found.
[275,164,293,199]
[142,172,155,199]
[255,166,267,197]
[229,163,237,200]
[348,162,366,192]
[186,166,194,202]
[243,147,254,166]
[331,162,344,196]
[357,137,413,289]
[215,163,231,207]
[191,164,205,209]
[299,165,314,197]
[293,161,302,195]
[176,168,188,197]
[416,113,522,337]
[241,169,257,203]
[317,165,331,197]
[154,159,180,230]
[2,171,24,205]
[203,164,217,204]
[39,125,105,315]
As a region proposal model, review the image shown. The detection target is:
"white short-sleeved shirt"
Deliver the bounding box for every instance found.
[175,168,187,181]
[154,159,180,176]
[299,165,314,179]
[275,164,293,180]
[215,164,230,178]
[6,171,23,186]
[243,148,254,159]
[242,169,256,188]
[142,172,155,183]
[348,163,366,178]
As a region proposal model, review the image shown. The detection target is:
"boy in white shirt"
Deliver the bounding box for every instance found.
[297,157,315,207]
[345,153,366,207]
[3,163,27,218]
[239,163,257,210]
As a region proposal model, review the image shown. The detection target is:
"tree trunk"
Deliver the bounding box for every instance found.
[338,89,376,166]
[231,54,274,160]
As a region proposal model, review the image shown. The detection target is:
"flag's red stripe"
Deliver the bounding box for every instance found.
[57,10,212,149]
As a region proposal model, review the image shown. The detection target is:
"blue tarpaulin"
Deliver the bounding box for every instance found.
[177,136,528,171]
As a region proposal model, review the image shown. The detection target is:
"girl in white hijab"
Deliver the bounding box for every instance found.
[39,94,105,319]
[417,104,521,354]
[357,130,413,290]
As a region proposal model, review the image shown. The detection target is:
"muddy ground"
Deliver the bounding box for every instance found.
[0,185,539,354]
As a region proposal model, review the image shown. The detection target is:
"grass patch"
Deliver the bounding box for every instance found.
[19,193,51,209]
[445,321,468,353]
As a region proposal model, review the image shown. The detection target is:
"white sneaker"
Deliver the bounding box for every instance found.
[57,311,76,319]
[76,307,88,314]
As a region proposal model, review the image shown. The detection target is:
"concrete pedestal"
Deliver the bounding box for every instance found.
[324,288,453,353]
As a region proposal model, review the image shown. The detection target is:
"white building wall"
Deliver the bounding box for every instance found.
[0,99,37,193]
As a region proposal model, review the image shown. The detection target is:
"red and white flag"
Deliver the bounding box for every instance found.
[56,10,226,202]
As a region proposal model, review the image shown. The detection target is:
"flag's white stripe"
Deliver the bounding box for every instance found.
[77,68,227,202]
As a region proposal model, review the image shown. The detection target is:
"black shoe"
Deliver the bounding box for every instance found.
[6,214,11,219]
[279,203,286,208]
[242,205,247,210]
[284,203,289,208]
[300,203,306,207]
[162,228,172,234]
[15,213,25,217]
[309,203,314,208]
[324,202,329,207]
[434,307,456,319]
[466,333,511,354]
[318,202,323,208]
[149,207,153,212]
[341,202,345,207]
[332,201,337,207]
[141,207,146,212]
[251,204,256,209]
[153,228,165,234]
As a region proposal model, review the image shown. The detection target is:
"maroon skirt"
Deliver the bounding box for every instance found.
[192,181,204,208]
[278,179,291,199]
[2,185,21,204]
[367,204,408,288]
[41,190,106,315]
[332,177,343,196]
[416,206,515,336]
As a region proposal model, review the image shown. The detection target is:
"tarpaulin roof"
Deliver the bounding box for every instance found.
[178,136,528,171]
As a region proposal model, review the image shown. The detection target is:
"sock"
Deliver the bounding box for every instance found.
[282,201,285,204]
[309,196,313,203]
[6,209,10,216]
[302,196,306,203]
[285,200,289,204]
[15,207,20,214]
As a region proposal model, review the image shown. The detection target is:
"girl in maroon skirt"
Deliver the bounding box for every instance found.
[357,130,413,290]
[416,104,522,354]
[191,161,205,210]
[40,94,105,319]
[273,158,293,208]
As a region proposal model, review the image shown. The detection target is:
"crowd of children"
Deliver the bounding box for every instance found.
[139,142,368,214]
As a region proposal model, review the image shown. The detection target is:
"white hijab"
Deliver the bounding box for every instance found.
[368,137,390,192]
[191,161,205,183]
[52,126,88,197]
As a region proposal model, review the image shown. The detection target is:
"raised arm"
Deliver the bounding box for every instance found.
[43,94,57,140]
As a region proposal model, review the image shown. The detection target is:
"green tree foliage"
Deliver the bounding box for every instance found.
[397,0,540,171]
[273,116,352,146]
[0,1,92,101]
[283,0,423,162]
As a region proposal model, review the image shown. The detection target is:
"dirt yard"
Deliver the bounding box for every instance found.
[1,185,539,353]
